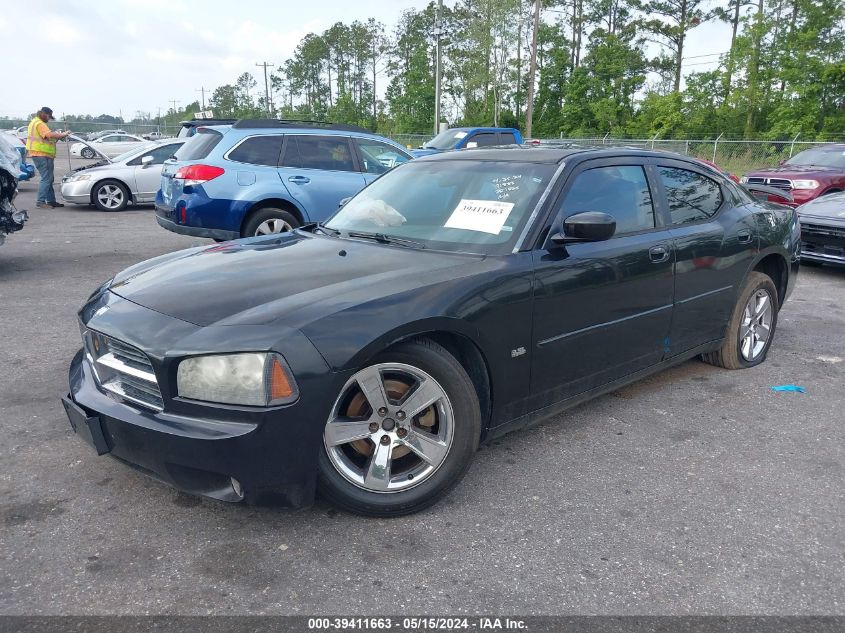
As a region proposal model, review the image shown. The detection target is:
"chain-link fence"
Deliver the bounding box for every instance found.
[2,119,171,139]
[549,136,845,177]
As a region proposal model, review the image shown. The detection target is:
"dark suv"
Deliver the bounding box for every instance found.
[742,144,845,207]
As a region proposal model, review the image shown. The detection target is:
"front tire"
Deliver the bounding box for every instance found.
[92,180,130,211]
[242,207,300,237]
[702,271,779,369]
[317,339,481,516]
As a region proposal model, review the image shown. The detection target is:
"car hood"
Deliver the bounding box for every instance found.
[745,165,840,178]
[797,191,845,220]
[109,233,481,327]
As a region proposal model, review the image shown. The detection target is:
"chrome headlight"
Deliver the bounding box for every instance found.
[71,174,92,182]
[739,176,749,184]
[791,179,819,190]
[176,353,298,407]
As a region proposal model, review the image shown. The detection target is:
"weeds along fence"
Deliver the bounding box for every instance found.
[553,136,845,176]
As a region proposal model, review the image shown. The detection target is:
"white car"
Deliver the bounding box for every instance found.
[70,133,149,159]
[61,139,185,211]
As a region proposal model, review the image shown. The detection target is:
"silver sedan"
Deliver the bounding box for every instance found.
[61,139,184,211]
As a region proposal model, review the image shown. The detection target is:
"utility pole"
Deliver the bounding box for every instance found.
[169,99,180,115]
[256,62,275,117]
[525,0,540,139]
[195,87,207,110]
[157,106,162,134]
[433,0,444,135]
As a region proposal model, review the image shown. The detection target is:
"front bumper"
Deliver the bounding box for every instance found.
[63,291,337,507]
[60,179,93,204]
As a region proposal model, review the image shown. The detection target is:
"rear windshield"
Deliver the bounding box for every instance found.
[175,129,223,160]
[786,147,845,168]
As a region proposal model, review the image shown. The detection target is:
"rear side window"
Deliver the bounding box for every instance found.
[175,129,223,161]
[281,135,356,172]
[227,135,283,166]
[658,167,723,224]
[560,165,655,235]
[500,132,517,144]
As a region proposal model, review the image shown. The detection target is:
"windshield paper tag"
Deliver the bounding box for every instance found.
[445,199,515,234]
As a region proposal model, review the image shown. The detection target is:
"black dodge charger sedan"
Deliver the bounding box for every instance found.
[63,147,801,516]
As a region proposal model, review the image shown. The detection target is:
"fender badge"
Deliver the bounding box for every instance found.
[511,346,526,358]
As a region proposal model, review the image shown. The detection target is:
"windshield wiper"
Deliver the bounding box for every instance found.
[347,231,426,249]
[300,222,341,236]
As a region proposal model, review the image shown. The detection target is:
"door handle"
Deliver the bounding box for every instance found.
[288,175,310,184]
[649,244,671,263]
[737,230,753,244]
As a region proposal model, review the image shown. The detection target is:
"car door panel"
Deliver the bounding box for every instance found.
[529,160,675,406]
[276,135,365,221]
[652,161,759,353]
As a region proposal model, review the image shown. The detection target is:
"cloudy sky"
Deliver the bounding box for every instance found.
[1,0,730,121]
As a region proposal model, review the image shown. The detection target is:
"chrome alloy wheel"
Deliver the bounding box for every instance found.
[96,184,125,209]
[740,288,774,361]
[323,363,455,493]
[254,218,292,235]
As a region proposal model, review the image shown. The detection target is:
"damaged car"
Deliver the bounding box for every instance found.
[63,147,800,516]
[0,134,28,247]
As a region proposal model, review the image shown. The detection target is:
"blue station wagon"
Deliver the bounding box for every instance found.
[155,120,413,240]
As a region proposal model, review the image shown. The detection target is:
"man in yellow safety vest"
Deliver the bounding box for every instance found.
[26,107,71,208]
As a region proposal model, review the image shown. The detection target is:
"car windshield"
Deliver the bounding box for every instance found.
[325,159,557,254]
[424,129,470,150]
[786,148,845,168]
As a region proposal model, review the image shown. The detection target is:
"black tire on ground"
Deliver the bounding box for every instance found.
[701,271,779,370]
[92,180,130,212]
[81,147,95,159]
[241,207,300,237]
[317,338,482,517]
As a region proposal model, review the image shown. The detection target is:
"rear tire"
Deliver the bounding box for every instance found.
[242,207,300,237]
[81,147,95,159]
[317,338,481,516]
[701,271,779,370]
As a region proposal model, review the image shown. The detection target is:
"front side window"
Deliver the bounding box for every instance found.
[129,143,182,166]
[325,160,556,254]
[658,166,723,224]
[227,135,283,166]
[466,133,498,148]
[355,139,411,174]
[559,165,655,235]
[282,136,355,172]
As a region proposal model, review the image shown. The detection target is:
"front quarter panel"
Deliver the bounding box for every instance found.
[299,253,537,427]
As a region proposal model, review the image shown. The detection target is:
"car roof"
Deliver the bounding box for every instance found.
[413,145,680,164]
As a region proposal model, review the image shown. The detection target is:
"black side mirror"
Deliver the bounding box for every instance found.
[550,211,616,245]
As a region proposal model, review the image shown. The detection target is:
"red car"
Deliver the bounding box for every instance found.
[696,158,740,183]
[742,144,845,207]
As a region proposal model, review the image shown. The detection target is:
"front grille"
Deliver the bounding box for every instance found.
[746,176,793,192]
[84,330,163,411]
[801,222,845,240]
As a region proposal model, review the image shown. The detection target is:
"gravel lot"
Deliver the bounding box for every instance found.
[1,150,843,615]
